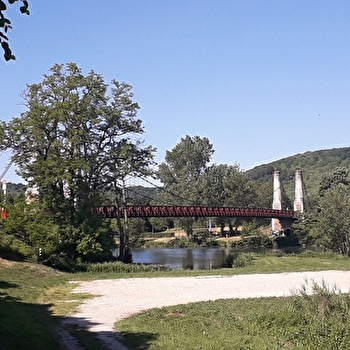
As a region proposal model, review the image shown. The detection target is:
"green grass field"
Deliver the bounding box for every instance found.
[1,252,350,349]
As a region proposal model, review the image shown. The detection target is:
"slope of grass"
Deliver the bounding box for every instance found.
[0,258,108,349]
[118,287,350,350]
[1,251,350,349]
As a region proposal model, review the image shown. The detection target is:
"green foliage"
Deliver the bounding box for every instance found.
[1,63,155,265]
[274,234,299,248]
[127,218,148,247]
[316,184,350,255]
[168,236,195,248]
[0,199,59,261]
[156,135,214,235]
[84,261,168,273]
[155,138,263,234]
[292,212,318,245]
[225,252,255,268]
[0,0,29,61]
[246,147,350,208]
[289,280,350,349]
[0,230,32,259]
[230,235,273,249]
[233,252,255,267]
[319,166,350,196]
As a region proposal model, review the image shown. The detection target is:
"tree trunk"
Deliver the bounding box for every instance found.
[116,215,126,262]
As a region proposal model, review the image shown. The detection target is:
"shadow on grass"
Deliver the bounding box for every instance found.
[116,331,159,350]
[0,281,19,289]
[0,285,159,350]
[63,314,159,350]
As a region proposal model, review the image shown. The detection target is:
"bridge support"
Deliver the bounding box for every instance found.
[271,168,304,235]
[294,168,304,213]
[272,170,282,233]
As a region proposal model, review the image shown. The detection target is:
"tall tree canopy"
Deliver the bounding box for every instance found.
[0,0,29,61]
[319,167,350,197]
[157,135,214,205]
[203,163,257,208]
[316,167,350,255]
[1,62,155,264]
[156,135,214,235]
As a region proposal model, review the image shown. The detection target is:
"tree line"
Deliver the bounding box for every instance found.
[0,62,349,269]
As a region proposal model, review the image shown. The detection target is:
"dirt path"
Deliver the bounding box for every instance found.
[64,271,350,349]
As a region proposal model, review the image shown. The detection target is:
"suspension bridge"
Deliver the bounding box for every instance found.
[93,169,304,233]
[92,205,295,219]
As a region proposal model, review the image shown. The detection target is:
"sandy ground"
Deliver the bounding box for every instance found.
[64,271,350,349]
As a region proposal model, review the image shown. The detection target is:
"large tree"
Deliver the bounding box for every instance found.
[316,184,350,255]
[202,163,259,235]
[314,167,350,255]
[156,135,214,235]
[0,0,29,61]
[2,63,155,263]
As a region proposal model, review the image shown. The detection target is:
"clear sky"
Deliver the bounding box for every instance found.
[1,1,350,183]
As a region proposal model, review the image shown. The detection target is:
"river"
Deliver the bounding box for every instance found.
[130,247,253,270]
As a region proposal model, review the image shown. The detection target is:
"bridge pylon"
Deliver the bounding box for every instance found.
[271,170,282,233]
[272,169,304,235]
[294,168,304,213]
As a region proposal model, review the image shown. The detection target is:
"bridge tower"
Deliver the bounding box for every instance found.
[271,170,282,233]
[293,168,304,212]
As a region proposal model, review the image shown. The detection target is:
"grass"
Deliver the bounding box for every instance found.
[0,258,109,350]
[1,251,350,349]
[117,283,350,350]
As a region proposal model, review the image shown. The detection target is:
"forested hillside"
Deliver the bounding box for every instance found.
[246,147,350,205]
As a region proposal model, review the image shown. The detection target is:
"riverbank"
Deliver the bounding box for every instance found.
[66,270,350,349]
[2,253,350,349]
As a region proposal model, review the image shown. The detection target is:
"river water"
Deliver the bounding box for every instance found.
[130,247,249,270]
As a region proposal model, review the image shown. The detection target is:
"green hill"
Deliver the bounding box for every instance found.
[246,147,350,206]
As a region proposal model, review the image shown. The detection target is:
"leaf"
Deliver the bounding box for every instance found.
[19,6,29,15]
[0,31,8,40]
[19,1,29,15]
[4,24,12,33]
[0,0,7,11]
[1,40,15,61]
[1,40,9,49]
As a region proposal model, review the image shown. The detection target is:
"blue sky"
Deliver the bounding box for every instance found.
[1,1,350,183]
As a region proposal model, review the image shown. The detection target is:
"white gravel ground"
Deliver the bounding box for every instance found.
[65,271,350,349]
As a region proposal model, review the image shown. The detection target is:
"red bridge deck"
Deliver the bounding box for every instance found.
[93,205,295,219]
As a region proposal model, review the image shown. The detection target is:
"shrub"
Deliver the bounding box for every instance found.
[223,252,255,268]
[230,235,273,249]
[233,252,254,268]
[287,280,350,349]
[0,233,34,261]
[225,253,235,268]
[84,261,168,273]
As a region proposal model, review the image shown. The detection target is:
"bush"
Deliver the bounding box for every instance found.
[286,280,350,349]
[0,233,34,261]
[84,261,168,273]
[225,253,235,268]
[230,235,273,249]
[233,253,254,268]
[224,252,255,268]
[169,237,193,248]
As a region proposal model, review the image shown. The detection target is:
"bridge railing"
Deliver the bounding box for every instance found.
[92,205,295,219]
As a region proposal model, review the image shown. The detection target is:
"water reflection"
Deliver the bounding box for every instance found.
[131,247,236,270]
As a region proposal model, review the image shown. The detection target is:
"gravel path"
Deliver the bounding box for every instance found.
[64,271,350,349]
